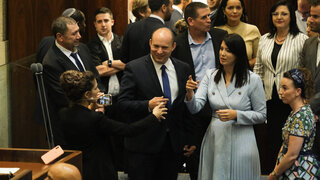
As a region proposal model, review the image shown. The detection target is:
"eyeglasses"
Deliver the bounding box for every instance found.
[272,12,289,17]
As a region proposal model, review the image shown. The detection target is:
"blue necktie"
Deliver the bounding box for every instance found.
[161,65,171,108]
[70,53,85,72]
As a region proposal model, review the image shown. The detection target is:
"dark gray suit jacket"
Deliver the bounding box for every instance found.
[300,36,320,93]
[165,9,183,33]
[118,55,195,153]
[121,17,165,63]
[300,36,320,157]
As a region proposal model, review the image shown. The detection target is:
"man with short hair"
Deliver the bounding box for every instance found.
[172,2,227,179]
[42,16,100,145]
[207,0,221,27]
[118,27,195,180]
[165,0,191,33]
[87,7,124,116]
[296,0,311,34]
[121,0,174,63]
[46,163,81,180]
[301,0,320,157]
[87,6,125,171]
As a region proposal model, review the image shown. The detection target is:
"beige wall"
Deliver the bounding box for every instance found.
[0,0,10,148]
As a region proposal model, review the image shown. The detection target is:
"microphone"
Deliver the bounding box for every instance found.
[30,63,55,148]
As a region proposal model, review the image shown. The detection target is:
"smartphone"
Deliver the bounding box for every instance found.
[98,94,112,106]
[41,145,64,164]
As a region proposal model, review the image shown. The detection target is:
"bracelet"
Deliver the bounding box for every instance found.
[108,60,112,67]
[270,169,279,178]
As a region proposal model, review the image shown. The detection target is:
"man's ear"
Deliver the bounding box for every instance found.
[172,41,176,51]
[56,32,63,42]
[187,17,193,26]
[149,38,152,47]
[111,19,114,26]
[161,4,167,14]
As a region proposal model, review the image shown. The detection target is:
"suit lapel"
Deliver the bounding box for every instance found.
[217,76,232,109]
[171,58,185,107]
[265,38,276,74]
[145,56,163,96]
[96,35,109,60]
[53,44,78,71]
[77,46,91,70]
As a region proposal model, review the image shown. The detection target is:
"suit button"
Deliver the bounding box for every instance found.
[212,92,215,95]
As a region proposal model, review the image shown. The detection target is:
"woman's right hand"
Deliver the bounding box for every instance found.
[152,103,167,121]
[186,75,199,101]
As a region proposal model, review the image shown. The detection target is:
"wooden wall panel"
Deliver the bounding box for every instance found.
[8,0,128,148]
[244,0,279,35]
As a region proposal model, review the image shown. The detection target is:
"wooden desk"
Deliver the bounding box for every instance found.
[0,148,82,180]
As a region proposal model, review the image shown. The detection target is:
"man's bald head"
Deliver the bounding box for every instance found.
[46,163,81,180]
[149,28,176,64]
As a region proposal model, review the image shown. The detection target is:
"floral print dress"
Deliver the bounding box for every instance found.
[277,105,320,179]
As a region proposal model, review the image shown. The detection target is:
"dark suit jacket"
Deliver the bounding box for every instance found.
[59,104,159,180]
[300,36,320,158]
[121,17,165,63]
[42,42,100,145]
[36,36,55,63]
[118,55,194,154]
[300,36,320,93]
[87,33,123,92]
[171,28,227,147]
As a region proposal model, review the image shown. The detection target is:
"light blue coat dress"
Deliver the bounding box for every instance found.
[185,69,266,180]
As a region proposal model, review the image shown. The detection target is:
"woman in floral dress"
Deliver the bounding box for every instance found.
[268,68,320,180]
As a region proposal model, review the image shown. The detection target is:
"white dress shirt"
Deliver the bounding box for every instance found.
[55,41,86,71]
[98,33,120,95]
[151,55,178,103]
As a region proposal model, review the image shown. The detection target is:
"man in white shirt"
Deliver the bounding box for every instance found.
[42,16,100,145]
[165,0,191,33]
[296,0,311,34]
[121,0,174,63]
[119,27,195,180]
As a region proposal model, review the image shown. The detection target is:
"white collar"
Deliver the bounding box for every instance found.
[149,14,165,24]
[97,33,114,43]
[173,5,183,16]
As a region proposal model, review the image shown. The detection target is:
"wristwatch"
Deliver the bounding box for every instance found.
[107,60,112,67]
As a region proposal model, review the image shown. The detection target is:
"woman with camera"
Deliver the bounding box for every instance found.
[58,70,167,180]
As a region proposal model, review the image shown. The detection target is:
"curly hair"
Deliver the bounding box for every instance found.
[60,70,96,103]
[283,68,314,100]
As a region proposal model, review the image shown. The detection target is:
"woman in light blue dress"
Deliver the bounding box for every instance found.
[185,34,266,180]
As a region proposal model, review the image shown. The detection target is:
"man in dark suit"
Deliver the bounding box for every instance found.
[121,0,174,63]
[42,16,100,145]
[118,27,195,180]
[165,0,190,33]
[36,8,86,63]
[172,2,227,179]
[207,0,221,28]
[301,0,320,158]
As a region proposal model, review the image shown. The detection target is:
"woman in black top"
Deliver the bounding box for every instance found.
[58,70,166,180]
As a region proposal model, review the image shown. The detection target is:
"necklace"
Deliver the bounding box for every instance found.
[275,34,287,43]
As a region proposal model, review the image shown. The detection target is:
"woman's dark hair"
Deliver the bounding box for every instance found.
[213,0,248,27]
[283,68,314,100]
[60,70,96,103]
[268,0,300,38]
[214,33,249,88]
